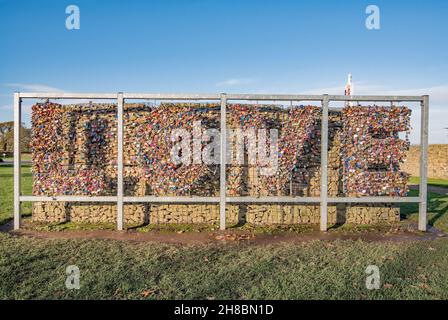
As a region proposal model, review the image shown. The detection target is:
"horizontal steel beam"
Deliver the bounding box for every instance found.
[123,196,220,203]
[226,197,420,203]
[17,92,424,102]
[20,196,118,202]
[123,93,220,100]
[226,94,325,101]
[19,196,220,203]
[328,95,424,102]
[18,92,118,99]
[327,197,420,203]
[227,94,423,102]
[226,197,321,203]
[19,195,420,204]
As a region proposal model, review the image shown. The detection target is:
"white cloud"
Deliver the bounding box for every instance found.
[216,78,257,87]
[4,83,64,92]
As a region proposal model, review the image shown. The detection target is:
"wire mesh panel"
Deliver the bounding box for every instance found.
[30,101,119,224]
[341,105,412,197]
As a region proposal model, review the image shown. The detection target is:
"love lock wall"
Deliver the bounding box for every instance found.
[31,103,408,226]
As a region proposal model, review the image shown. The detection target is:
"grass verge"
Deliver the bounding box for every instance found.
[1,232,447,299]
[0,165,32,225]
[400,190,448,232]
[409,176,448,188]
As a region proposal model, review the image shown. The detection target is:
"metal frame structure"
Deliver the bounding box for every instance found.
[13,92,429,232]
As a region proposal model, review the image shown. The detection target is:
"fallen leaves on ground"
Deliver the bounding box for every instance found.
[418,283,431,291]
[141,288,157,298]
[215,233,253,241]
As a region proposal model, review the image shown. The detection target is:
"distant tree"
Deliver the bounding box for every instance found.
[0,121,31,152]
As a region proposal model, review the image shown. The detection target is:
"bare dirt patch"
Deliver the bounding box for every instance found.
[1,220,445,245]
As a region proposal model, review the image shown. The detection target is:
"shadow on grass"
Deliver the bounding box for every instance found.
[400,190,448,228]
[328,223,345,231]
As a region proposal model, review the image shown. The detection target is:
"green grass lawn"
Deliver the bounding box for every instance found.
[409,176,448,188]
[0,233,447,299]
[0,165,32,225]
[399,189,448,233]
[0,153,32,162]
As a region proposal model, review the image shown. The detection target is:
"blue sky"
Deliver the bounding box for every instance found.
[0,0,447,143]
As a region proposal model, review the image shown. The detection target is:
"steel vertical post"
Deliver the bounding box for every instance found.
[13,93,21,230]
[320,95,329,231]
[220,93,227,230]
[117,93,124,230]
[418,95,429,231]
